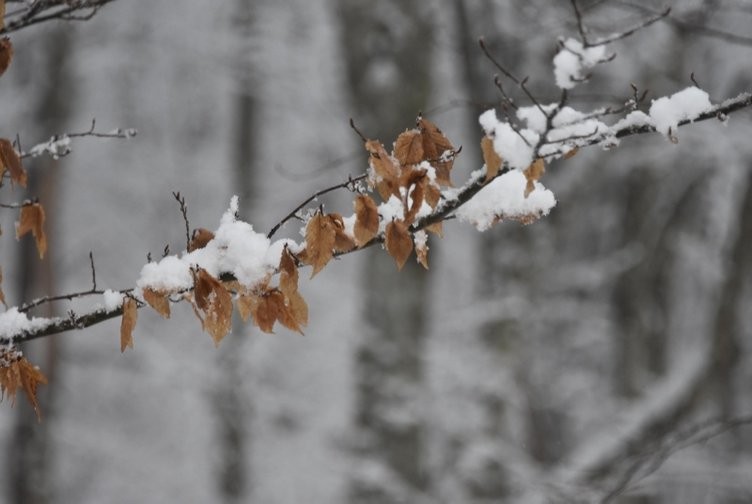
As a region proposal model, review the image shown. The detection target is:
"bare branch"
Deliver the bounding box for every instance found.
[172,191,191,251]
[479,37,520,85]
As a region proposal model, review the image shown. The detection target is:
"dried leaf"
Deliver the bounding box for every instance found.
[188,228,214,252]
[142,288,171,318]
[394,129,424,165]
[304,213,336,278]
[354,195,379,246]
[120,297,138,353]
[563,146,579,159]
[524,158,546,198]
[0,138,25,187]
[193,268,233,347]
[385,220,413,270]
[425,221,443,238]
[251,290,280,333]
[404,176,426,225]
[0,37,12,78]
[279,246,299,296]
[425,182,441,209]
[418,116,455,186]
[481,136,503,183]
[0,352,48,422]
[236,293,258,323]
[414,231,429,270]
[330,213,356,253]
[286,290,308,328]
[16,203,46,259]
[366,139,400,199]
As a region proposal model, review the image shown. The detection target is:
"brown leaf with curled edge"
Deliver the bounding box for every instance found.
[394,129,424,165]
[286,290,308,328]
[524,158,546,198]
[354,195,379,246]
[236,292,257,324]
[365,139,400,200]
[239,289,281,333]
[385,220,413,270]
[120,297,138,353]
[329,213,356,253]
[418,116,455,186]
[0,352,48,422]
[304,213,337,278]
[188,228,215,252]
[193,268,233,347]
[279,246,299,296]
[425,221,443,238]
[0,138,25,187]
[16,203,46,259]
[142,288,171,318]
[481,136,503,183]
[0,37,12,78]
[415,232,429,270]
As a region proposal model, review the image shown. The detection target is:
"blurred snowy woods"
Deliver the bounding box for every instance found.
[1,0,752,502]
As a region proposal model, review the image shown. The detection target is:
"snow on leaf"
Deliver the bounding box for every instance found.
[385,220,413,270]
[365,139,400,200]
[0,37,12,78]
[481,135,503,183]
[354,195,379,246]
[142,288,171,318]
[0,138,25,187]
[120,297,138,353]
[16,202,47,259]
[330,213,356,253]
[394,129,424,165]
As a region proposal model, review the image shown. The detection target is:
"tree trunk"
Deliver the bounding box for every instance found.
[336,1,435,501]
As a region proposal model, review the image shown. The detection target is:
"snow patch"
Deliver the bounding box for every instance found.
[553,38,608,89]
[649,86,712,137]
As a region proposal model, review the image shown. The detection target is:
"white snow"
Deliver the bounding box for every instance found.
[478,109,539,170]
[28,135,72,159]
[102,289,124,311]
[0,308,52,341]
[649,86,712,137]
[553,38,608,89]
[455,170,556,231]
[136,197,291,294]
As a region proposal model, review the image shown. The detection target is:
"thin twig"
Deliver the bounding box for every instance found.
[172,191,191,251]
[267,173,368,239]
[570,0,589,45]
[479,37,521,85]
[89,251,97,291]
[588,7,671,47]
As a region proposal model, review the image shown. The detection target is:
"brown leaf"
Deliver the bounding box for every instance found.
[16,203,47,259]
[394,129,424,165]
[354,195,379,246]
[481,136,503,183]
[236,292,258,324]
[425,221,443,238]
[404,176,426,225]
[250,290,281,333]
[424,182,441,209]
[0,37,12,78]
[286,290,308,328]
[304,213,336,278]
[193,268,233,346]
[563,146,579,159]
[188,228,215,252]
[1,352,48,422]
[120,297,138,353]
[365,139,400,199]
[418,116,454,157]
[418,116,455,186]
[142,288,171,318]
[0,138,25,187]
[279,246,299,296]
[329,213,356,253]
[385,220,413,270]
[524,158,546,198]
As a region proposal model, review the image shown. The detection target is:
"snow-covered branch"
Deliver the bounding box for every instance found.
[0,0,118,35]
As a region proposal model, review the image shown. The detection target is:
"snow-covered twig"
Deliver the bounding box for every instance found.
[0,0,119,35]
[17,119,136,161]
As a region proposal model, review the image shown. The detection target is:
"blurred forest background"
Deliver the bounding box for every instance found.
[1,0,751,503]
